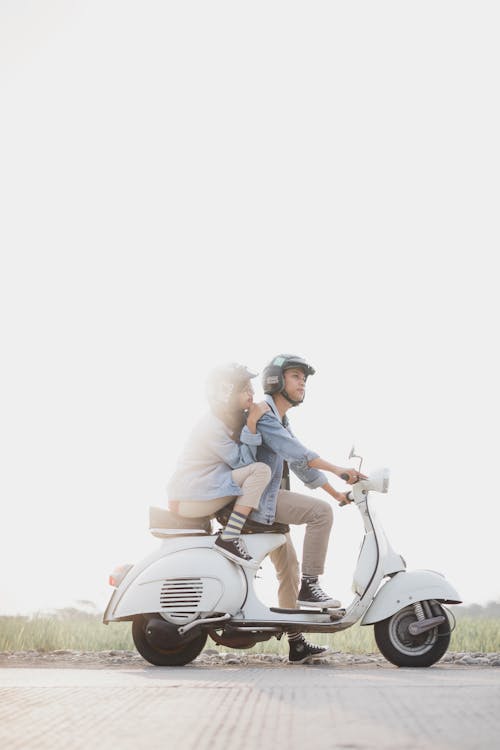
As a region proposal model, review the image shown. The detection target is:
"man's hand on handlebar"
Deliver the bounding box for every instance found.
[338,468,367,484]
[319,466,367,506]
[337,492,352,507]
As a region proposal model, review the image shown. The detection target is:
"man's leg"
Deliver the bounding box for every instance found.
[269,490,336,664]
[268,532,300,609]
[273,489,334,578]
[272,489,340,608]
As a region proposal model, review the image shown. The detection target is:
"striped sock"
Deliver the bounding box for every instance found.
[220,510,247,541]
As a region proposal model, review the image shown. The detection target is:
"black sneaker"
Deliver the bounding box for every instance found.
[297,577,341,609]
[288,635,331,664]
[214,536,258,568]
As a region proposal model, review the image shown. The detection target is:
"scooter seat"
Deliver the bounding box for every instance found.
[215,503,290,534]
[150,527,210,538]
[149,506,212,536]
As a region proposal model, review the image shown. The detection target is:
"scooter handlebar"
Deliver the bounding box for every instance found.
[338,490,354,507]
[339,473,356,506]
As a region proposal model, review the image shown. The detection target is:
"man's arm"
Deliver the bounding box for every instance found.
[308,457,365,485]
[257,413,327,489]
[318,480,350,504]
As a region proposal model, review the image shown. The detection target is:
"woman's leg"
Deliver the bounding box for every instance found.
[175,496,233,518]
[214,462,271,567]
[232,462,272,513]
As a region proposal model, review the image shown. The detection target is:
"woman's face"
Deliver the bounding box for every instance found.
[235,379,254,411]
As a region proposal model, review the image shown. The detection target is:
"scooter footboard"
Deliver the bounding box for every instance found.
[361,569,462,625]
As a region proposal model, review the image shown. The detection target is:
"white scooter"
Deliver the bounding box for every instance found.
[103,450,462,667]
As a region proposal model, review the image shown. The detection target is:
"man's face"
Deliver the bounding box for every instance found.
[283,367,307,402]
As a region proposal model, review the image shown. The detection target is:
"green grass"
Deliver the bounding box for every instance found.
[1,612,499,654]
[0,614,134,652]
[449,616,500,653]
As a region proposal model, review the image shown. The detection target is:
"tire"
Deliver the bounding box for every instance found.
[132,617,208,666]
[374,601,451,667]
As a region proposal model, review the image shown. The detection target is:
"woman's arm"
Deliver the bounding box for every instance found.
[246,401,271,434]
[207,416,260,468]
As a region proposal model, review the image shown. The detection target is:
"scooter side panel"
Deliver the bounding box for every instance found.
[110,549,247,621]
[244,533,286,560]
[352,531,378,596]
[360,569,462,624]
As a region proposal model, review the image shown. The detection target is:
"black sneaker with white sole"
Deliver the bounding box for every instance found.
[288,635,331,664]
[297,577,341,609]
[214,536,258,568]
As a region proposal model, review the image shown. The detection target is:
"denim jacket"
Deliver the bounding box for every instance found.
[167,411,262,503]
[249,395,328,524]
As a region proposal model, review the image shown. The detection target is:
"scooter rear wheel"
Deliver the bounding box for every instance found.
[374,602,451,667]
[132,616,208,666]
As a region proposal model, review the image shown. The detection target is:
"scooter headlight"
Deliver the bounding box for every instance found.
[367,468,390,494]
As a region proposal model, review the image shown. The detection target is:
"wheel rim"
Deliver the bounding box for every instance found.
[388,606,439,656]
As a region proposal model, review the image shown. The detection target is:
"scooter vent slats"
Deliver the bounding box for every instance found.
[159,578,204,621]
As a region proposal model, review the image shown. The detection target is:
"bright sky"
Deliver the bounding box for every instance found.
[1,1,499,617]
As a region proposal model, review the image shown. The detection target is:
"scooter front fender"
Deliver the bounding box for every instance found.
[361,569,462,625]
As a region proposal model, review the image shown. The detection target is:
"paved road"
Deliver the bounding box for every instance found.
[0,663,498,750]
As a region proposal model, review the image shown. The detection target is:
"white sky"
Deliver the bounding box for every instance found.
[1,1,499,616]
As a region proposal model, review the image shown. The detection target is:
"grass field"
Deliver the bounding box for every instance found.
[1,611,499,654]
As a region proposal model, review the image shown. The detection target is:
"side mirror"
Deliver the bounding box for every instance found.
[348,444,363,473]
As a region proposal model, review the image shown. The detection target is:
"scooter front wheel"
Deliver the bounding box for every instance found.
[132,616,208,666]
[374,601,451,667]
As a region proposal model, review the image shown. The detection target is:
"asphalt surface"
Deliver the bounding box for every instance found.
[1,663,498,750]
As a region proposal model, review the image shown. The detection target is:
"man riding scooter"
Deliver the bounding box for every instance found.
[105,354,461,668]
[252,354,366,663]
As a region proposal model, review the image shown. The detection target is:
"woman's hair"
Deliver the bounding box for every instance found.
[206,363,256,442]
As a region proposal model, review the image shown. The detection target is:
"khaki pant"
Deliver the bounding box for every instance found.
[173,462,271,518]
[269,490,333,608]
